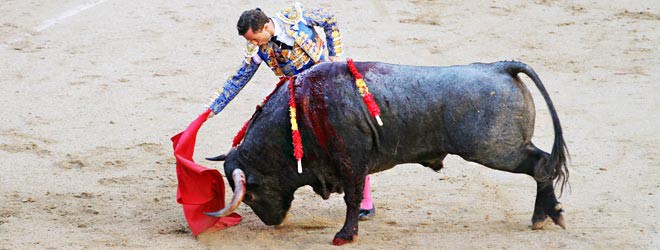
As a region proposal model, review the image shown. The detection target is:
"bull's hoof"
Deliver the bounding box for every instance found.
[553,212,566,229]
[531,204,567,230]
[532,217,549,230]
[332,235,357,246]
[548,203,566,229]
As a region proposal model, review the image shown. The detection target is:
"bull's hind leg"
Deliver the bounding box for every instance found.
[511,145,566,230]
[472,144,566,230]
[531,178,566,229]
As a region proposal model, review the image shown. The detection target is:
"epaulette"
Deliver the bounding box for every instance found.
[276,2,303,24]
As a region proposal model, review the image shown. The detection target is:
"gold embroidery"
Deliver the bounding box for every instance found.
[276,2,303,24]
[281,46,311,70]
[272,2,340,66]
[263,46,284,77]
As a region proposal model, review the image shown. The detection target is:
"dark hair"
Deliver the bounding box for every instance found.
[237,8,269,36]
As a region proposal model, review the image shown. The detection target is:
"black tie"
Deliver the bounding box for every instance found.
[270,36,292,50]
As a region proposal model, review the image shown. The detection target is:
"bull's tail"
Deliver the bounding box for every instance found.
[502,61,570,195]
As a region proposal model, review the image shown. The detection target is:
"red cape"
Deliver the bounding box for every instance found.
[171,109,241,236]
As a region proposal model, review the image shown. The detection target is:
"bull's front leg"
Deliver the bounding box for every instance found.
[332,167,366,246]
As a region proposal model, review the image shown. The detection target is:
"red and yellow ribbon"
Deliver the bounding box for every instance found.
[229,76,303,174]
[288,77,304,173]
[347,58,383,126]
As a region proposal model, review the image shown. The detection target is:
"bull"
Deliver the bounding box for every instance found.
[206,61,569,245]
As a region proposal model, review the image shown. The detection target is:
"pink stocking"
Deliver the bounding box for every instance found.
[360,175,373,210]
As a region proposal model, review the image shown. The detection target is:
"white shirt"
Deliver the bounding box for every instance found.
[251,18,296,64]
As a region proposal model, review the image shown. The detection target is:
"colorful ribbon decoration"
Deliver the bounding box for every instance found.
[231,59,382,175]
[288,77,304,173]
[346,58,383,126]
[227,76,303,174]
[232,121,250,148]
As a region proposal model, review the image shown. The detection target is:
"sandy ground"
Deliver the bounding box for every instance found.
[1,0,658,249]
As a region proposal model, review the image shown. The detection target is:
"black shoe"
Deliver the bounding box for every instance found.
[358,207,375,221]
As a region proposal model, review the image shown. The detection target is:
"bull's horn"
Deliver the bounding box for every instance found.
[205,153,228,161]
[204,169,246,217]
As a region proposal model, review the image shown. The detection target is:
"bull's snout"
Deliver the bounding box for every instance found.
[255,209,288,226]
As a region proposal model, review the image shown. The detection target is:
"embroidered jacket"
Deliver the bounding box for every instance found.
[208,2,343,114]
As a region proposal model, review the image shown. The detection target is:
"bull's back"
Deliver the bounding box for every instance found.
[300,62,536,169]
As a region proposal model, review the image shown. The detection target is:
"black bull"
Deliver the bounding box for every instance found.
[207,61,569,245]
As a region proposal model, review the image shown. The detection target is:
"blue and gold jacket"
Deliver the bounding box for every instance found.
[208,2,343,114]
